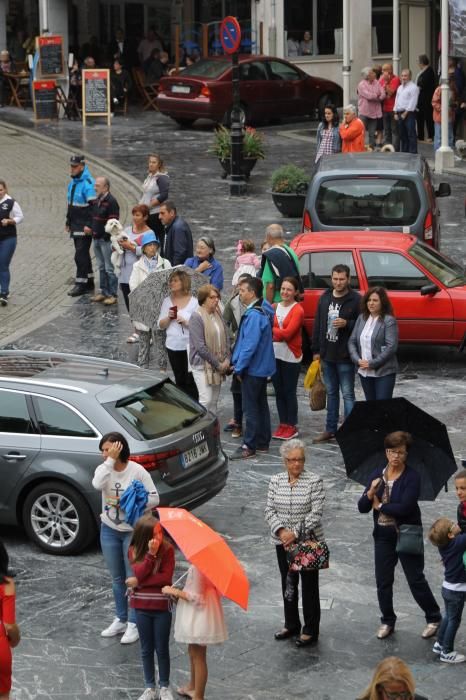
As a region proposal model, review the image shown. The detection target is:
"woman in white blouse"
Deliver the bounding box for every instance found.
[265,439,325,648]
[158,269,199,400]
[0,179,24,306]
[139,153,169,248]
[348,286,399,400]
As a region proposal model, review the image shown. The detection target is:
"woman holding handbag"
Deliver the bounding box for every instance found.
[358,430,441,641]
[348,286,398,401]
[265,439,326,648]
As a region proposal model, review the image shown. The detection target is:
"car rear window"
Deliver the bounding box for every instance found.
[315,178,421,227]
[409,241,466,288]
[180,59,228,79]
[109,380,204,440]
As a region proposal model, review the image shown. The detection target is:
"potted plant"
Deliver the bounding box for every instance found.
[269,164,310,218]
[211,126,265,180]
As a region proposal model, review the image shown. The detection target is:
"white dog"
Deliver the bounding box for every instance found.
[105,219,129,276]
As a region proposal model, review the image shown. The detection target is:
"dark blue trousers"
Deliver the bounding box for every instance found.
[373,524,441,626]
[135,608,172,688]
[241,373,271,450]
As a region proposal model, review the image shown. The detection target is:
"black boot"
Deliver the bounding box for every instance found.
[68,284,88,297]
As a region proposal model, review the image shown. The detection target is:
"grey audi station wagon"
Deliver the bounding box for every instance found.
[0,351,228,555]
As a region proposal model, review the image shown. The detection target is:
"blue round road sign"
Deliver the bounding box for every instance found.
[220,16,242,55]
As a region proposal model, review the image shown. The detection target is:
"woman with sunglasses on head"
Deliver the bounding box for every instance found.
[265,439,325,648]
[358,431,441,641]
[358,656,428,700]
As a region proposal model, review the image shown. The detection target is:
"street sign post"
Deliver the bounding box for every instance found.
[220,16,246,196]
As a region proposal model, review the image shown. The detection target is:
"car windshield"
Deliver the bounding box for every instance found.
[180,58,228,79]
[315,178,421,227]
[409,241,466,288]
[110,380,204,440]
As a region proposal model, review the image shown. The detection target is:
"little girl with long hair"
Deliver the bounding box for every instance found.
[162,565,227,700]
[126,515,175,700]
[0,541,20,700]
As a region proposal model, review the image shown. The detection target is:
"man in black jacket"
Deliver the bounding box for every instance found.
[311,264,360,443]
[159,200,193,266]
[90,176,120,305]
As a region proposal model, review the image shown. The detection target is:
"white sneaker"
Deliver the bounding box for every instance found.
[101,617,127,637]
[432,641,443,654]
[159,688,174,700]
[440,650,466,664]
[137,689,158,700]
[120,621,139,644]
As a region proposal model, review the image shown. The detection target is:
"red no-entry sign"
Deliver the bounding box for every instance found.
[220,16,242,55]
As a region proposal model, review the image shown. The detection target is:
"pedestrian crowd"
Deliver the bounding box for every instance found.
[0,113,464,700]
[315,54,466,163]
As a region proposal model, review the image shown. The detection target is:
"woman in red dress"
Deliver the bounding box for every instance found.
[0,541,20,699]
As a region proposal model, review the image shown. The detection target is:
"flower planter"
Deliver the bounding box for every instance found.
[269,191,306,218]
[219,157,258,181]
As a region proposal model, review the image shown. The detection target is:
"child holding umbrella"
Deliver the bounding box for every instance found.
[162,565,227,700]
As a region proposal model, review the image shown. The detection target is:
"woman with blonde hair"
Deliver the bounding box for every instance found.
[189,284,230,413]
[358,656,427,700]
[140,153,169,248]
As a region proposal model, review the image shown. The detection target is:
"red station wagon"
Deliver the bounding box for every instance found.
[292,232,466,349]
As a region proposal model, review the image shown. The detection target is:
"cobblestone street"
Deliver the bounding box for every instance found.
[0,107,465,699]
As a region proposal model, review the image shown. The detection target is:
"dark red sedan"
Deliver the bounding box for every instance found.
[157,55,343,127]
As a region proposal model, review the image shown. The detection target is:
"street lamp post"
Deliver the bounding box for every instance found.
[342,0,350,107]
[435,0,454,173]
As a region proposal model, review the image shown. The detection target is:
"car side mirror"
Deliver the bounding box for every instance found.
[435,182,451,197]
[420,283,439,296]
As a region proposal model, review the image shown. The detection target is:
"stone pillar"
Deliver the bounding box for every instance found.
[349,0,372,99]
[0,0,6,50]
[38,0,69,57]
[400,0,430,76]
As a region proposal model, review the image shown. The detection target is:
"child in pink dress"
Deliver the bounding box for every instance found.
[232,239,261,287]
[162,565,227,700]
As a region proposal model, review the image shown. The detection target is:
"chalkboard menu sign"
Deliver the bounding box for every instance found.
[37,36,64,77]
[32,80,58,121]
[82,69,111,126]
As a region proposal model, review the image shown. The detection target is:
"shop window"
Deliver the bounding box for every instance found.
[285,0,343,57]
[372,0,394,55]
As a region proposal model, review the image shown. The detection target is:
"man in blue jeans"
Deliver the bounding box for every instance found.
[230,276,276,460]
[311,264,360,443]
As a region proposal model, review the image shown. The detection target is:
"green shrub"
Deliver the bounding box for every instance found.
[271,164,310,193]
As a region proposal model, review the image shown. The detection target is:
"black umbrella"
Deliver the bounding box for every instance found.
[335,397,457,501]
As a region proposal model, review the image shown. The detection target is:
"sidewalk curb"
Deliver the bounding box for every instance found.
[0,121,142,348]
[0,121,143,198]
[277,128,466,179]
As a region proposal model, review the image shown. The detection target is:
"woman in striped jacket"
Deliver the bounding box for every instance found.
[265,439,326,648]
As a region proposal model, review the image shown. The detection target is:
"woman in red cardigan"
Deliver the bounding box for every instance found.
[271,276,304,440]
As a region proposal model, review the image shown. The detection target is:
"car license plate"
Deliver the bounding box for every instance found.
[172,85,190,94]
[181,442,209,469]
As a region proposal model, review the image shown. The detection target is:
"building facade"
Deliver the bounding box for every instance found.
[0,0,440,98]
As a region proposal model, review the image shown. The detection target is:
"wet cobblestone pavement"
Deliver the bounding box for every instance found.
[0,106,465,699]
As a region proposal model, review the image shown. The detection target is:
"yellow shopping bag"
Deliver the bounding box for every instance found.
[303,359,320,390]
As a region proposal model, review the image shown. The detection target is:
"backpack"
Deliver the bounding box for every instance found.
[260,246,304,294]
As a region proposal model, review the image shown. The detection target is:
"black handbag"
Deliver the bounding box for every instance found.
[396,524,424,556]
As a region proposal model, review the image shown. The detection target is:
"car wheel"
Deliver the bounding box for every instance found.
[174,118,195,127]
[22,481,96,555]
[222,103,248,128]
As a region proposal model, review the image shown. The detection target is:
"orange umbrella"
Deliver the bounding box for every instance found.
[157,507,249,610]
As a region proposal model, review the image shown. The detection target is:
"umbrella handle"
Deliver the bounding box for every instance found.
[173,570,189,587]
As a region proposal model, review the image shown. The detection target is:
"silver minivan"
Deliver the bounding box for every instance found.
[0,351,228,555]
[303,152,451,249]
